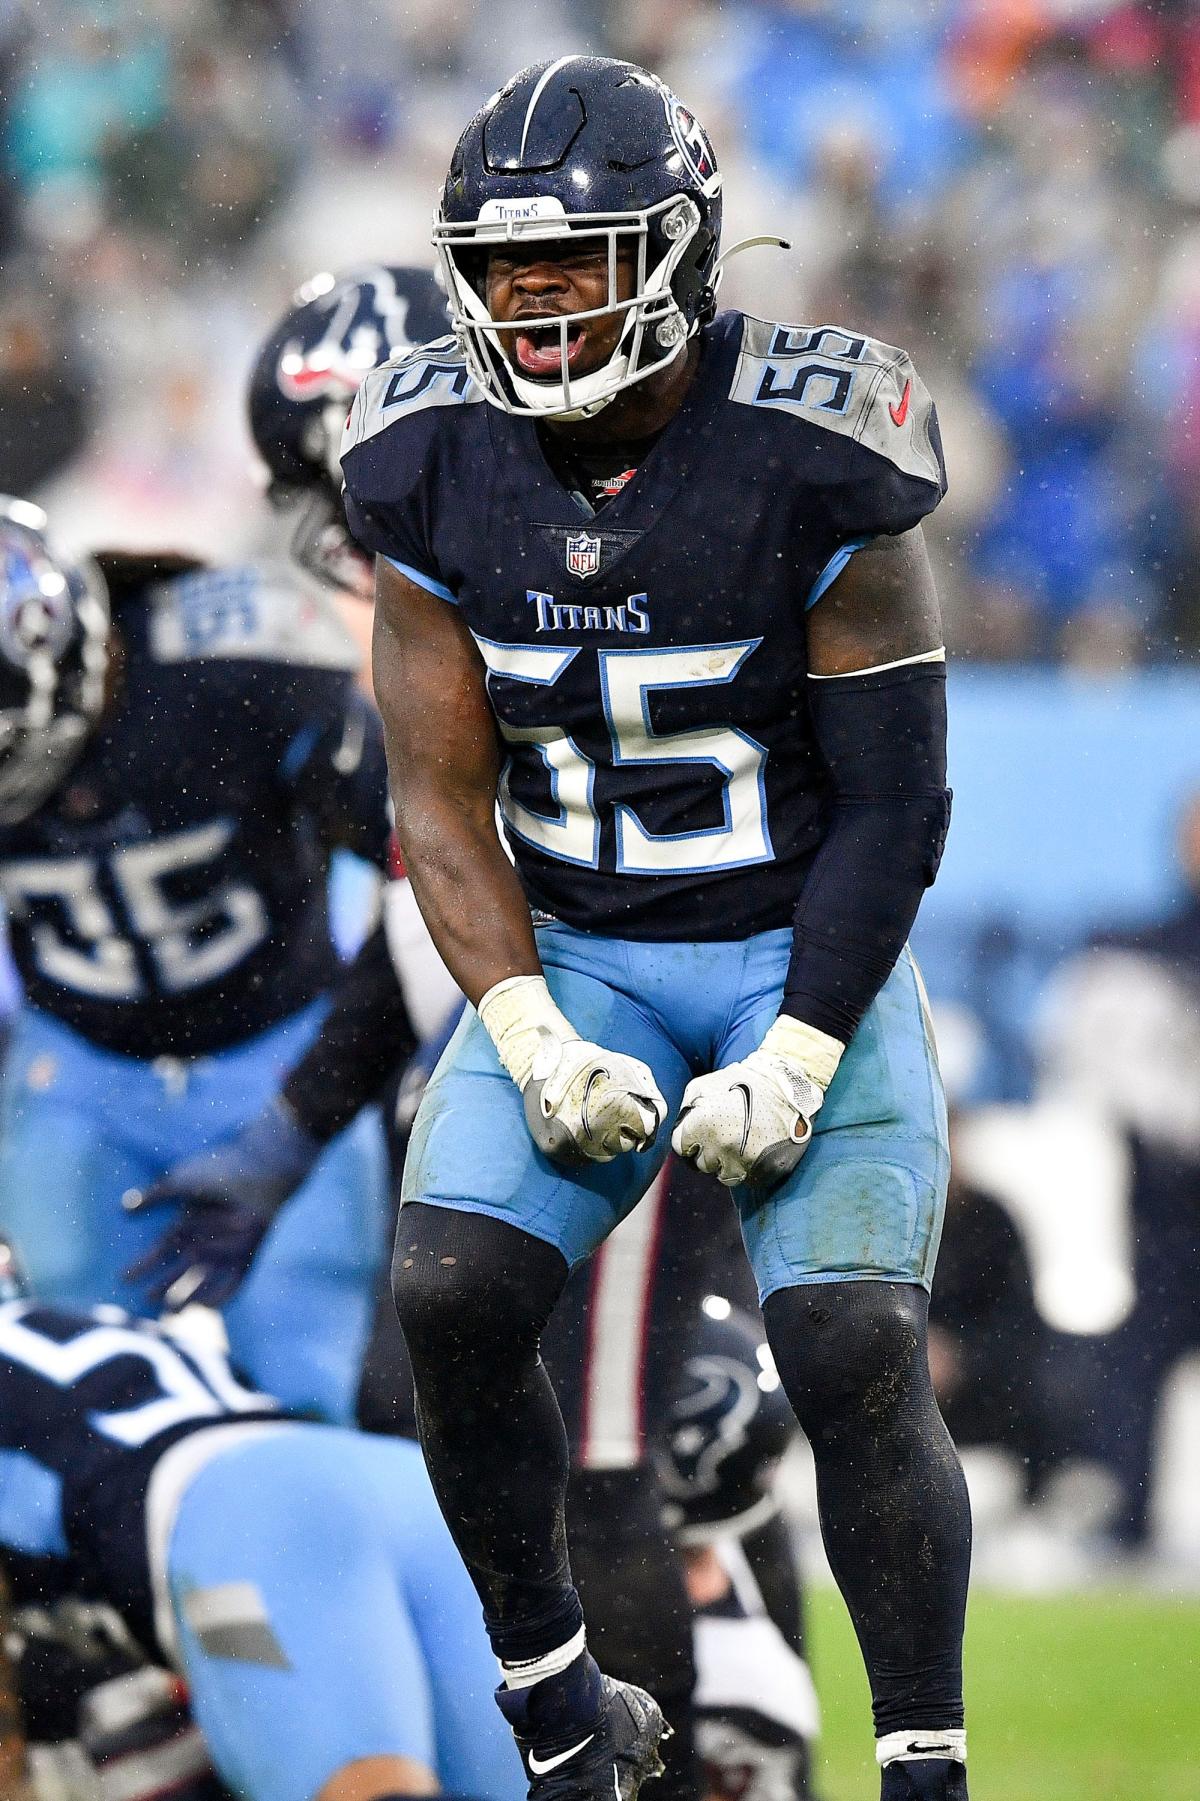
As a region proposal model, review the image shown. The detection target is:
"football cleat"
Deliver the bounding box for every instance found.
[498,1674,669,1801]
[880,1758,968,1800]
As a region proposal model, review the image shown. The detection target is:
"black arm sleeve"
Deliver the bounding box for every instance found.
[281,921,418,1143]
[781,661,951,1043]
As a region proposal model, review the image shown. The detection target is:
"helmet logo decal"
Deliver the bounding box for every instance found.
[0,541,74,664]
[664,1353,760,1497]
[668,98,716,186]
[277,270,412,404]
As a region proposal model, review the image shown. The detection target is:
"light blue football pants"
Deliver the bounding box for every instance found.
[165,1427,524,1801]
[404,923,949,1299]
[0,1004,386,1420]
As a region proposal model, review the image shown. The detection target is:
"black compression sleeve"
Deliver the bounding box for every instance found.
[281,920,417,1143]
[781,661,951,1043]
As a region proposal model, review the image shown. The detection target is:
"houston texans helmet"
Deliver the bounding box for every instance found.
[434,55,723,419]
[0,498,109,825]
[248,265,449,595]
[657,1299,796,1543]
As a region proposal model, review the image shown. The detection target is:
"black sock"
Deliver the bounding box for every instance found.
[496,1652,604,1740]
[763,1281,971,1738]
[393,1204,578,1662]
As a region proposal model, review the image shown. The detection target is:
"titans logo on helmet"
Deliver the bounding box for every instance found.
[0,538,76,663]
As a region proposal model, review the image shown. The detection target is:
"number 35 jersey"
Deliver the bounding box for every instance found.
[342,309,946,942]
[0,559,391,1058]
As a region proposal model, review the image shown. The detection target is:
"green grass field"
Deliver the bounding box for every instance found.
[805,1584,1200,1801]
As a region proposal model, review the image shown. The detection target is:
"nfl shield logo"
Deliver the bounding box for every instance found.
[565,531,602,580]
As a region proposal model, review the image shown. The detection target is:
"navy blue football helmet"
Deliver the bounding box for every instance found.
[657,1299,796,1543]
[0,498,109,824]
[434,55,723,418]
[248,266,449,594]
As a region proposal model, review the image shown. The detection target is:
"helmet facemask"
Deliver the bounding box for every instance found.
[0,501,109,824]
[281,482,375,601]
[434,193,712,420]
[267,398,375,600]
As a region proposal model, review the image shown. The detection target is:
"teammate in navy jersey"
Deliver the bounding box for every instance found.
[341,56,969,1801]
[0,501,389,1421]
[0,1246,523,1801]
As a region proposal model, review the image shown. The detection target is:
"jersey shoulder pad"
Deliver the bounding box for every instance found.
[148,562,361,672]
[341,333,482,459]
[728,314,942,489]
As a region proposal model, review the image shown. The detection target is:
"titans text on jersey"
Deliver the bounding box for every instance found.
[341,312,945,942]
[0,557,391,1058]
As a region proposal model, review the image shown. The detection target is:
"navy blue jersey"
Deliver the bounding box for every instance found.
[342,311,945,941]
[0,561,391,1057]
[0,1301,279,1652]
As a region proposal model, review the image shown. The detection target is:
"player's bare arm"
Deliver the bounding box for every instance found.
[372,555,538,1004]
[373,557,665,1163]
[805,524,943,675]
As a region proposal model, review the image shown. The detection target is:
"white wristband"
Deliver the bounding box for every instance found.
[477,974,577,1091]
[761,1014,845,1092]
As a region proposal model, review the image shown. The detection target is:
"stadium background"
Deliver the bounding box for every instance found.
[1,1,1197,1796]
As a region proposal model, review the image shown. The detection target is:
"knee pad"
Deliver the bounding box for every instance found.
[763,1281,931,1441]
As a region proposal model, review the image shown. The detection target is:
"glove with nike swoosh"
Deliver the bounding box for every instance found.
[671,1015,844,1189]
[479,974,666,1165]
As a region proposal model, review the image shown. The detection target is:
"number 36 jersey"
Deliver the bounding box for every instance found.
[342,309,946,941]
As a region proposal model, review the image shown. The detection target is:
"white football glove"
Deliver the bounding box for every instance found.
[478,974,666,1165]
[671,1015,845,1189]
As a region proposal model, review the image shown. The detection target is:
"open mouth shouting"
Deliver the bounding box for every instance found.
[510,318,589,379]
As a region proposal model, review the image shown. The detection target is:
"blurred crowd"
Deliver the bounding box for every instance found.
[0,0,1198,666]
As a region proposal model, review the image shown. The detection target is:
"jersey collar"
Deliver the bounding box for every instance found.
[486,315,741,555]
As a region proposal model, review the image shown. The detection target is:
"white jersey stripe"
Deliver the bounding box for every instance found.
[577,1168,667,1470]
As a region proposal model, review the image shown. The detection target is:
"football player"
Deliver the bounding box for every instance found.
[0,498,389,1421]
[132,267,706,1801]
[342,57,969,1801]
[658,1303,819,1801]
[0,1241,523,1801]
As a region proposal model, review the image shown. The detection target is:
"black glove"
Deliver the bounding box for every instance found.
[123,1098,322,1310]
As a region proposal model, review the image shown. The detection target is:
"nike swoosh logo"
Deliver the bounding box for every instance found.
[528,1735,596,1775]
[906,1741,954,1756]
[889,379,911,427]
